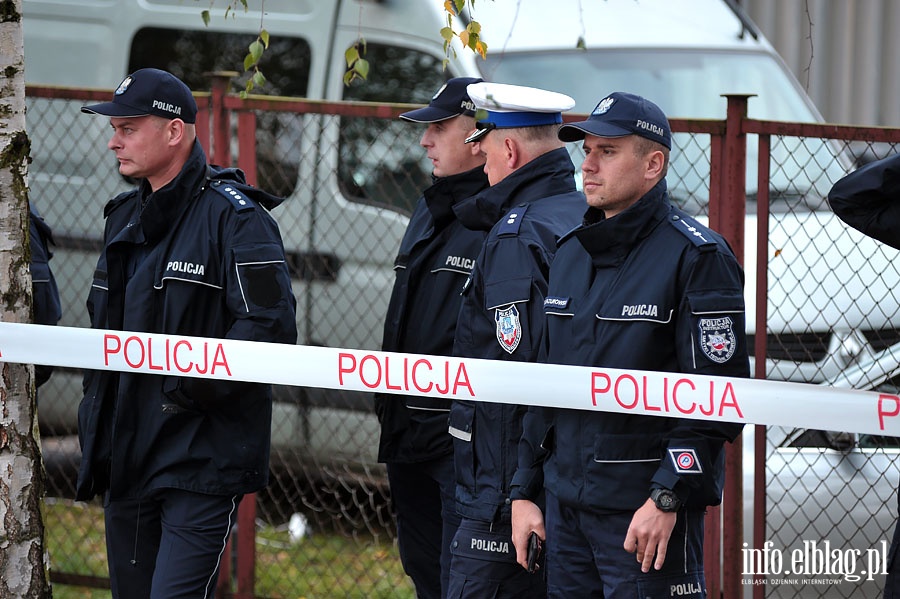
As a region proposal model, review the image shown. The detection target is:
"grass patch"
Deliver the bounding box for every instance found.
[44,498,415,599]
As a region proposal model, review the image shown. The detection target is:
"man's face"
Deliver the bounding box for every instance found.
[107,116,172,181]
[580,134,654,217]
[419,115,483,178]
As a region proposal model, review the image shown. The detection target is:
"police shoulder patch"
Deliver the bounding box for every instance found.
[495,303,522,354]
[496,204,530,236]
[698,316,737,363]
[207,180,256,212]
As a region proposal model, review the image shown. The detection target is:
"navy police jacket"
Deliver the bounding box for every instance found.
[449,148,585,522]
[29,205,62,388]
[511,179,748,513]
[375,166,489,463]
[828,153,900,250]
[76,140,297,502]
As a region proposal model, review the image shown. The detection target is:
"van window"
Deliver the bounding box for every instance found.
[339,43,447,214]
[129,27,312,197]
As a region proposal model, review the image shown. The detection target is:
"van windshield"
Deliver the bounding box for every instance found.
[481,48,818,120]
[481,48,848,214]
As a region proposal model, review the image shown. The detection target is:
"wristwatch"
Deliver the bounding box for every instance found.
[650,488,681,512]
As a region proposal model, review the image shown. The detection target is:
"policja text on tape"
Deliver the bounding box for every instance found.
[1,322,897,436]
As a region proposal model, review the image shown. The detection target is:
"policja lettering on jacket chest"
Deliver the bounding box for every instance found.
[621,303,658,317]
[445,254,475,270]
[166,260,206,276]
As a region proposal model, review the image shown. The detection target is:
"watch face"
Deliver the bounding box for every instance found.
[653,489,678,511]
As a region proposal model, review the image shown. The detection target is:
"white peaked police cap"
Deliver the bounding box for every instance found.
[464,82,576,143]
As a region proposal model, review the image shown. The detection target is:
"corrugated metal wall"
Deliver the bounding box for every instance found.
[742,0,900,127]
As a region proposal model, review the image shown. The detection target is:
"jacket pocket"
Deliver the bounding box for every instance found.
[585,432,664,510]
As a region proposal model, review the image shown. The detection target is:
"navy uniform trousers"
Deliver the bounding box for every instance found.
[387,456,460,599]
[104,488,241,599]
[544,492,706,599]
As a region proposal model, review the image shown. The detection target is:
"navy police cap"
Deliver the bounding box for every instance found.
[558,91,671,149]
[464,82,576,144]
[81,68,198,124]
[400,77,483,123]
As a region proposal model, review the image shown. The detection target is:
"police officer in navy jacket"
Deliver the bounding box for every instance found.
[28,204,62,388]
[447,82,585,598]
[78,68,297,599]
[375,77,489,599]
[828,154,900,598]
[509,92,748,598]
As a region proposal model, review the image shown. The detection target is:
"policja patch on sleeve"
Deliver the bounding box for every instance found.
[495,304,522,354]
[698,316,736,363]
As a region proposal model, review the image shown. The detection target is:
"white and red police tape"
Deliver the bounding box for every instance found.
[1,322,898,436]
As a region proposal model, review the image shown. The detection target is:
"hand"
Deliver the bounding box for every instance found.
[511,499,545,570]
[623,498,677,573]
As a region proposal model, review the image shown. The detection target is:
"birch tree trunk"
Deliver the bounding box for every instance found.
[0,1,52,597]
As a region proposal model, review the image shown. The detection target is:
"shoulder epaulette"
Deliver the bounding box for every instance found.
[668,213,718,251]
[206,179,256,212]
[496,204,530,236]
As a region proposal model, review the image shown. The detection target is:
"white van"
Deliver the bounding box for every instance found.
[23,1,898,568]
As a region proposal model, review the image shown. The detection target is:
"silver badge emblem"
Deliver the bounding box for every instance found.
[115,76,133,96]
[593,97,615,115]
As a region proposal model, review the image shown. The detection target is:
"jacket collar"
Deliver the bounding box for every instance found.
[424,165,490,229]
[139,140,209,243]
[574,178,670,268]
[453,147,577,231]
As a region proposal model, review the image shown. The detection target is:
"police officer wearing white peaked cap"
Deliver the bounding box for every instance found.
[446,81,584,598]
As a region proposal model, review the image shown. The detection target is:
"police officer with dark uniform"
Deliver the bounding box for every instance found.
[828,153,900,599]
[28,204,62,389]
[78,68,297,599]
[375,76,489,599]
[447,82,585,598]
[509,92,748,597]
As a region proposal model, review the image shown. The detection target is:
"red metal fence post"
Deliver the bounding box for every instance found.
[206,72,259,599]
[752,133,772,598]
[235,108,259,599]
[208,71,237,167]
[715,94,752,599]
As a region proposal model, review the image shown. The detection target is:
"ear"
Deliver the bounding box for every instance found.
[646,149,665,180]
[504,136,519,170]
[165,119,186,146]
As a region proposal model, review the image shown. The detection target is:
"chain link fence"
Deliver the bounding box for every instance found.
[26,86,900,598]
[748,132,900,598]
